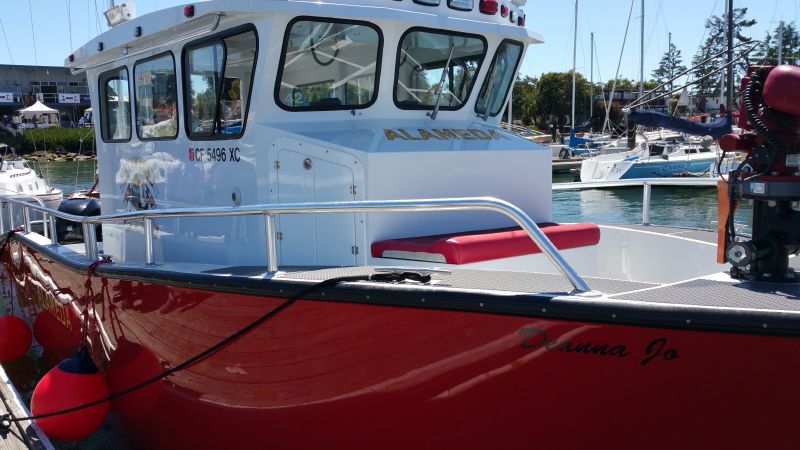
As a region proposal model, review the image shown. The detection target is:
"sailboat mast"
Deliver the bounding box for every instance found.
[590,32,594,130]
[571,0,578,132]
[778,21,784,65]
[726,0,733,112]
[639,0,644,100]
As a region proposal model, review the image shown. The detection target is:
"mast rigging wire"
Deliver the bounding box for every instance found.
[624,40,757,111]
[602,0,636,134]
[0,19,13,65]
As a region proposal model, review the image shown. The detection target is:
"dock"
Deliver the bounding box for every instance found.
[0,364,53,450]
[552,158,582,174]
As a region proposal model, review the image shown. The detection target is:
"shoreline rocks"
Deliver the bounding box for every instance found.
[14,151,95,162]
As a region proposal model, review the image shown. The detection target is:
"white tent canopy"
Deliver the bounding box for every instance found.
[17,101,58,117]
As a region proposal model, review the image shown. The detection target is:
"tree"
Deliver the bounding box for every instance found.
[534,71,590,128]
[511,75,538,126]
[604,78,636,91]
[691,7,756,102]
[591,100,622,131]
[752,22,800,66]
[652,43,688,95]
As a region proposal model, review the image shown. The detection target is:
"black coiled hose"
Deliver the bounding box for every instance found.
[762,107,795,128]
[744,68,783,155]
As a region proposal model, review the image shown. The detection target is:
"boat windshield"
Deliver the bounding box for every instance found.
[395,29,485,110]
[475,40,523,117]
[276,19,381,110]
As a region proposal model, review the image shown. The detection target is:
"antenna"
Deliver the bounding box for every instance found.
[725,0,733,113]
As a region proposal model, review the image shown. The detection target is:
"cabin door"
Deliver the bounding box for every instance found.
[275,146,357,267]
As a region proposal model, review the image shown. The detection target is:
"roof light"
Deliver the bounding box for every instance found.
[509,10,516,23]
[518,13,525,26]
[479,0,498,14]
[500,4,508,17]
[183,4,194,18]
[448,0,474,11]
[413,0,441,5]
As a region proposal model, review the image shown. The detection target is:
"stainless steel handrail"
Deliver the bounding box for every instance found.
[1,194,49,239]
[0,196,593,294]
[553,177,718,225]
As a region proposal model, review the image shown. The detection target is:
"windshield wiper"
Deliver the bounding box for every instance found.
[427,44,455,121]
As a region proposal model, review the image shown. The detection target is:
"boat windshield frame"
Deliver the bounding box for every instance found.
[474,39,524,118]
[98,66,132,143]
[133,51,179,142]
[274,16,384,112]
[181,23,259,141]
[393,26,487,112]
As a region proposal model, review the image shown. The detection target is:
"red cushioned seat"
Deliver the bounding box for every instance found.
[371,223,600,265]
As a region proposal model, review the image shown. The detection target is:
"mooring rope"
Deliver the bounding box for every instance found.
[0,270,425,430]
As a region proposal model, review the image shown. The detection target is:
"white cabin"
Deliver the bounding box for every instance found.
[67,0,550,267]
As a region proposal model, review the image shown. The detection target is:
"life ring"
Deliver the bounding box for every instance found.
[559,148,570,160]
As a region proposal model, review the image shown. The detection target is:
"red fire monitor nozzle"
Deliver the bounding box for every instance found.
[718,65,800,282]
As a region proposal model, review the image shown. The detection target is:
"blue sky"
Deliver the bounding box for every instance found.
[0,0,797,84]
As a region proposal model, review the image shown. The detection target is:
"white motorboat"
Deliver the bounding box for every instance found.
[0,146,63,208]
[579,136,720,181]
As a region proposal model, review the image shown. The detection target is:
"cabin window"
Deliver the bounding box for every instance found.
[276,18,382,111]
[475,40,523,117]
[134,52,178,140]
[394,28,486,110]
[99,67,131,142]
[184,27,257,139]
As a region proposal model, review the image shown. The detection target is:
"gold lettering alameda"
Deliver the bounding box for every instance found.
[384,128,508,141]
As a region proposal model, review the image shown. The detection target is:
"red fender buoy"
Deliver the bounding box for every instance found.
[107,339,162,418]
[31,347,110,441]
[0,315,32,361]
[32,309,81,359]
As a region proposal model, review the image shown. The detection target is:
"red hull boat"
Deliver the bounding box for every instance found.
[1,1,800,449]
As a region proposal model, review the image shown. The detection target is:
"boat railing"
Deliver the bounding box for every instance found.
[553,177,719,225]
[0,196,594,294]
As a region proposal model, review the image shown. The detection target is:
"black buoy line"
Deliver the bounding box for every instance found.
[0,229,432,434]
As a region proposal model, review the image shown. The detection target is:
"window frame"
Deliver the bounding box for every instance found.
[393,26,488,112]
[98,66,132,143]
[181,23,259,141]
[274,16,384,112]
[133,51,179,141]
[474,39,524,118]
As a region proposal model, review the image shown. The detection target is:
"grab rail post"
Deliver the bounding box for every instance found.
[82,222,98,261]
[144,218,155,265]
[7,204,13,230]
[642,182,652,225]
[48,214,58,246]
[0,201,5,234]
[23,206,31,232]
[263,213,278,272]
